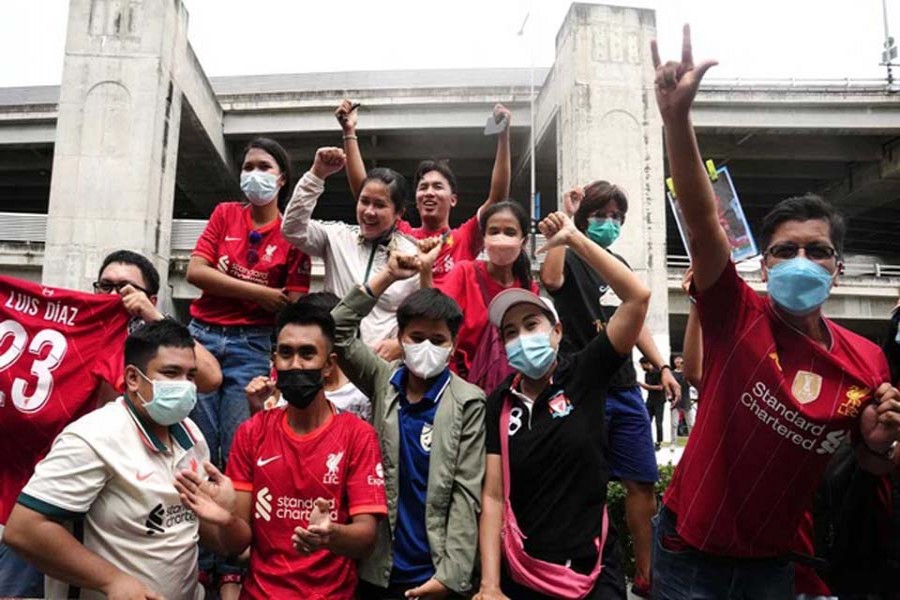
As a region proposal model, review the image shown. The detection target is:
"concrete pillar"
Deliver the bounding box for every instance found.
[554,4,667,337]
[553,3,671,438]
[43,0,187,295]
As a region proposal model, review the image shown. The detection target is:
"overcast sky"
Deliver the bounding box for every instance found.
[0,1,897,87]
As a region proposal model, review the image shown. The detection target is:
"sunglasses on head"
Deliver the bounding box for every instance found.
[764,242,837,261]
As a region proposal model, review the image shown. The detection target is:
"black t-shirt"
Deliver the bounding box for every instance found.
[672,370,691,410]
[547,248,638,389]
[644,369,665,404]
[485,330,627,562]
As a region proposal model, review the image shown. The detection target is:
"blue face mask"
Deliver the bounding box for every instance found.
[506,332,558,380]
[766,257,835,316]
[586,218,621,248]
[240,170,279,206]
[135,369,197,426]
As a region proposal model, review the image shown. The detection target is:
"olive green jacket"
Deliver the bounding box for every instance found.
[332,287,486,595]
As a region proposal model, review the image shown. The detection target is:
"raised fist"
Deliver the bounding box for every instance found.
[311,147,346,180]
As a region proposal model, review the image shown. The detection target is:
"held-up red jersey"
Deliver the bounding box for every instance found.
[191,202,312,327]
[663,262,890,557]
[226,407,387,600]
[0,275,129,524]
[397,216,482,286]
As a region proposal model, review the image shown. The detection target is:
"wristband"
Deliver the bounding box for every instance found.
[363,282,375,298]
[343,135,358,141]
[866,439,899,460]
[660,364,673,373]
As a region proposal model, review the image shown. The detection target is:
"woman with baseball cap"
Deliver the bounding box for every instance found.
[473,212,650,600]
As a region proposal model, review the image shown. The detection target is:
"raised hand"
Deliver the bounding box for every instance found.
[561,186,584,218]
[245,375,276,414]
[118,284,163,322]
[650,24,717,121]
[374,338,403,361]
[492,103,512,130]
[334,99,359,133]
[311,146,347,180]
[536,211,580,254]
[386,252,421,281]
[417,236,443,272]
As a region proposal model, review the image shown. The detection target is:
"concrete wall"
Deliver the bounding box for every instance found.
[42,0,188,291]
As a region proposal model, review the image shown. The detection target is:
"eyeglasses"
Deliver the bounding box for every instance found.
[92,279,150,295]
[247,230,263,267]
[765,242,837,261]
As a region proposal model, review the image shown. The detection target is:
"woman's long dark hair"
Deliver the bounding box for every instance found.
[479,200,533,289]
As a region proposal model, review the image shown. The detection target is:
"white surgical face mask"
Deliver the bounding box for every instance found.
[403,340,451,380]
[241,170,280,206]
[135,369,197,426]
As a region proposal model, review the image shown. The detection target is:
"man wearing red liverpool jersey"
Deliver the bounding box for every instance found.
[650,26,900,598]
[337,100,512,286]
[177,301,386,600]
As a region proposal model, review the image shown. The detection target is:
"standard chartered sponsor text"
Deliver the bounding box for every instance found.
[276,496,338,521]
[740,381,846,454]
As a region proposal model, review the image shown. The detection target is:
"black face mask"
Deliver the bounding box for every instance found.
[277,369,324,409]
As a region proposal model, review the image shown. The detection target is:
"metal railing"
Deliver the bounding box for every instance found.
[666,254,900,279]
[3,213,900,278]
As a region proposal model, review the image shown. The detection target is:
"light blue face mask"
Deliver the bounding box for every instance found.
[135,369,197,426]
[766,257,835,316]
[586,217,621,248]
[240,170,279,206]
[505,332,558,380]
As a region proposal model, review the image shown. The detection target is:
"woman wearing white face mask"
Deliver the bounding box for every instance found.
[419,200,539,393]
[330,252,486,600]
[185,137,313,595]
[473,211,650,600]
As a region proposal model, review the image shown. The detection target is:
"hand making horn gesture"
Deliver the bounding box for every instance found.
[650,24,718,120]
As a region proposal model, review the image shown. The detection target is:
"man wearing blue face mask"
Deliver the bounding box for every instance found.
[540,181,679,597]
[650,25,900,599]
[4,319,223,600]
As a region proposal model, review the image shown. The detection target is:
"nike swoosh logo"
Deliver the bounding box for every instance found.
[225,236,241,241]
[136,471,154,481]
[257,455,281,467]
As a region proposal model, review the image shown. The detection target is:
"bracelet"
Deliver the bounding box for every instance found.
[363,282,375,297]
[343,135,358,141]
[660,364,673,373]
[865,439,898,460]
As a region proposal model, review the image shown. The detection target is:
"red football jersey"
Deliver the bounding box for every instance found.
[663,262,891,557]
[437,260,539,380]
[0,275,129,524]
[226,408,387,600]
[397,215,482,286]
[190,202,312,327]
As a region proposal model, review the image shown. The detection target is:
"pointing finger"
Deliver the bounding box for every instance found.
[650,39,661,69]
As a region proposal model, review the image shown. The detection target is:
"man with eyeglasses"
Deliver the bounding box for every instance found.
[93,250,222,397]
[650,26,900,598]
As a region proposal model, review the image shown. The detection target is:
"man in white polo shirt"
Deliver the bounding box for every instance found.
[4,319,227,600]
